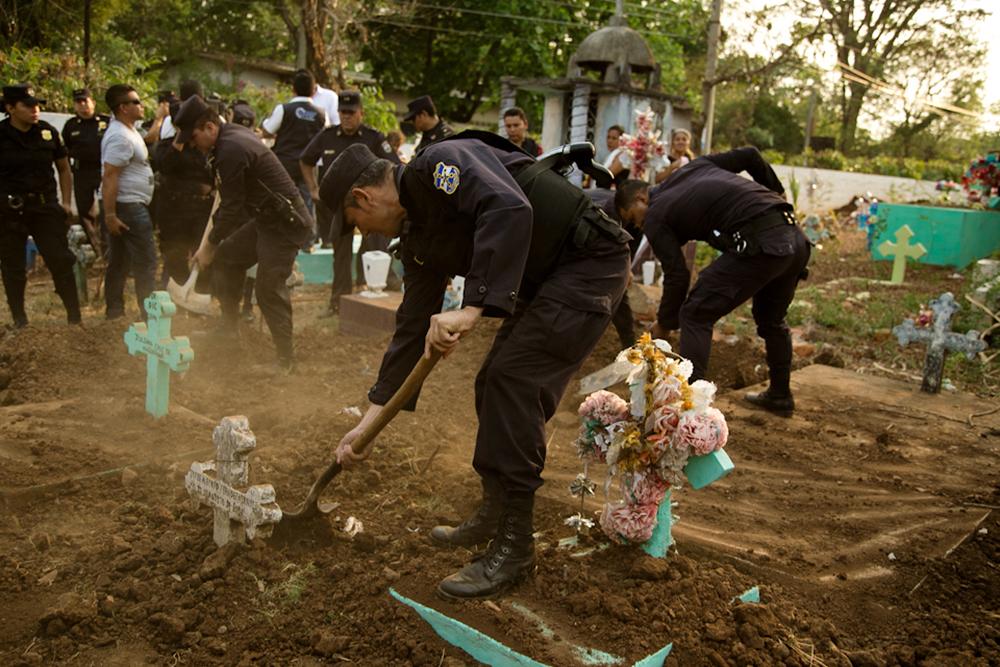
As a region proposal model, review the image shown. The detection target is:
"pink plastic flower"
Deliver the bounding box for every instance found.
[578,390,630,426]
[600,502,659,543]
[673,407,728,456]
[645,404,680,442]
[625,472,670,506]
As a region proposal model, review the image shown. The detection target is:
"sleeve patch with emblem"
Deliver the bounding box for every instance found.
[41,129,52,141]
[433,161,460,195]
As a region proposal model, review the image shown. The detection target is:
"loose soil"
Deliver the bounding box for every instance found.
[1,228,998,666]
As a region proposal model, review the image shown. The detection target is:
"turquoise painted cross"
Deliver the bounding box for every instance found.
[878,224,926,285]
[642,449,735,558]
[123,291,194,418]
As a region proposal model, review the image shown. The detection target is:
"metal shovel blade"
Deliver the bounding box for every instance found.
[167,266,215,316]
[281,350,442,523]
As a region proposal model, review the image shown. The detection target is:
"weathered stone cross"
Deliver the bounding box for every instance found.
[642,449,735,558]
[185,416,282,547]
[878,224,927,285]
[123,291,194,418]
[893,292,987,394]
[66,224,95,304]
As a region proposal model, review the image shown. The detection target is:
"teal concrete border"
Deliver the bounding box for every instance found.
[871,204,1000,268]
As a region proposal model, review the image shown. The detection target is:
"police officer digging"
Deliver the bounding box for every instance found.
[61,88,108,249]
[299,90,399,315]
[0,84,81,328]
[320,133,630,599]
[645,146,811,417]
[174,95,314,370]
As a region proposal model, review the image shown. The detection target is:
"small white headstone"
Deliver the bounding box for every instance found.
[185,416,282,546]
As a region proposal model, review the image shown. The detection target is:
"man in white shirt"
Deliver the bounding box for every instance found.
[262,69,325,214]
[101,84,157,319]
[312,83,339,127]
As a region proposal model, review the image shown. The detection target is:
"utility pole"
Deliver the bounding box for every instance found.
[83,0,92,76]
[701,0,723,153]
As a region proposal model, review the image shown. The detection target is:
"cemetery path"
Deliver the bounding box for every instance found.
[0,275,997,666]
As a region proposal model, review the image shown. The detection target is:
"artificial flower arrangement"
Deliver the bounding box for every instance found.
[616,109,668,182]
[961,152,1000,209]
[567,334,729,545]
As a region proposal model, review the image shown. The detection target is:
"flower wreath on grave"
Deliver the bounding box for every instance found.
[616,109,668,182]
[568,334,729,545]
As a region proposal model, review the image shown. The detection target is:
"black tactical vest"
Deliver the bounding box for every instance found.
[400,131,598,285]
[271,100,324,180]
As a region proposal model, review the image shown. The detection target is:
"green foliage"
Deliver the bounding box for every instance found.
[357,85,400,136]
[781,151,966,182]
[0,45,161,114]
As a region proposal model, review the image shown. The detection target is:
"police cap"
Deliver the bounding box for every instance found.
[72,88,93,101]
[2,84,46,108]
[173,94,211,145]
[403,95,436,121]
[339,90,362,112]
[319,143,380,233]
[230,100,256,128]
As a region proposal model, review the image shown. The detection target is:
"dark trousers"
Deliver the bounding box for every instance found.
[679,229,810,393]
[73,169,101,228]
[472,235,629,494]
[213,219,309,361]
[157,194,213,286]
[0,203,80,324]
[610,288,636,349]
[105,201,158,319]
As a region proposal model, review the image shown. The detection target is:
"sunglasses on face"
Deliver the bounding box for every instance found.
[121,99,143,107]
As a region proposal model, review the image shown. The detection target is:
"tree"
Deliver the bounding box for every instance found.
[802,0,987,154]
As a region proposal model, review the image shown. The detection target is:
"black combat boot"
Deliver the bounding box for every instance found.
[430,476,504,548]
[436,494,536,600]
[743,389,795,417]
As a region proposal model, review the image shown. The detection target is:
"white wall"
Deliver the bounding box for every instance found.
[772,164,939,213]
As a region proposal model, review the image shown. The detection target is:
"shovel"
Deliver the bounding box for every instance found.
[282,349,442,521]
[167,266,215,316]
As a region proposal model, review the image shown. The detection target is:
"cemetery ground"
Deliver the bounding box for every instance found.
[0,226,997,666]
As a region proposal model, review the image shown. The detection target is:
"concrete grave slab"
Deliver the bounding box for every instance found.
[339,292,403,337]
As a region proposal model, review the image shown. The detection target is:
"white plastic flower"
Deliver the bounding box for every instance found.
[689,379,717,414]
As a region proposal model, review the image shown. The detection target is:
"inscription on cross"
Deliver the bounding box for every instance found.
[893,292,986,394]
[185,416,282,547]
[878,224,927,285]
[124,291,194,418]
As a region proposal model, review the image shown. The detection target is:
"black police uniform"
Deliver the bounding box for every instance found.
[270,99,325,184]
[589,188,642,349]
[0,116,80,326]
[152,137,215,285]
[415,118,454,153]
[644,146,810,395]
[300,123,399,306]
[61,111,109,229]
[352,135,630,494]
[209,123,314,362]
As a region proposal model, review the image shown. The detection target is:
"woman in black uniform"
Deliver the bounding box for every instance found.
[0,84,81,328]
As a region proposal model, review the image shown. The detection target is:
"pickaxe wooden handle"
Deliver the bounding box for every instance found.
[282,349,442,520]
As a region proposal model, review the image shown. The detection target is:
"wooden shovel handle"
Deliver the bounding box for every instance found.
[350,348,442,455]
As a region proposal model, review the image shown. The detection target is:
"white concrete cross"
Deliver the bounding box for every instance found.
[893,292,987,394]
[185,416,282,546]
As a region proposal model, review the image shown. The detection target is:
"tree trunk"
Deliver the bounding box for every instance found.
[838,80,867,155]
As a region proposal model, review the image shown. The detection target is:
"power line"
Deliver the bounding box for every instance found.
[836,61,981,119]
[384,0,687,38]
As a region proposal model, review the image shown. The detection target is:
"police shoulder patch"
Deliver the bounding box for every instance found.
[41,129,52,141]
[381,141,392,154]
[433,161,460,195]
